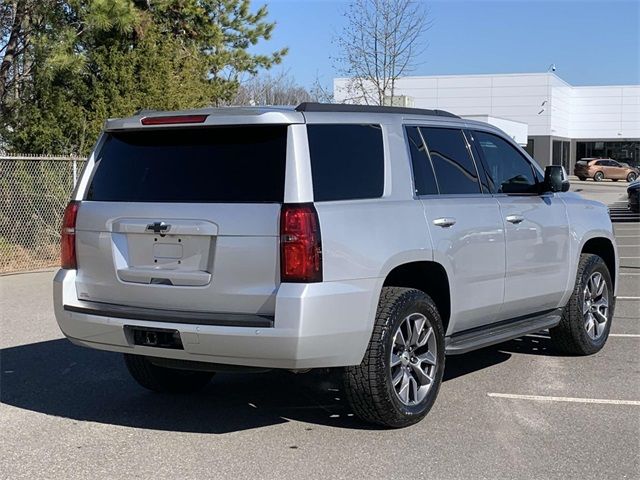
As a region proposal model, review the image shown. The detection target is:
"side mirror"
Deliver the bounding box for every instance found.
[543,165,570,193]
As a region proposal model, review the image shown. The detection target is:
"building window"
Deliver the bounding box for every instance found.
[576,141,640,168]
[524,138,534,157]
[552,140,570,171]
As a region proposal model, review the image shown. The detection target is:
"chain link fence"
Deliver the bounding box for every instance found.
[0,155,85,273]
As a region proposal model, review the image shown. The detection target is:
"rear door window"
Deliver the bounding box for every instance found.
[405,126,438,195]
[307,124,384,201]
[86,126,288,203]
[419,127,482,194]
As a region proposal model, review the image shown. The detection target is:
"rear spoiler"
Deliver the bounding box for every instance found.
[104,108,305,131]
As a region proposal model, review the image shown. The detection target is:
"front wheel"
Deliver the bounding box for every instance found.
[124,354,214,393]
[593,171,604,182]
[627,172,638,182]
[343,287,445,428]
[550,254,614,355]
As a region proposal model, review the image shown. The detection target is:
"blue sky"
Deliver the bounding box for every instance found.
[252,0,640,88]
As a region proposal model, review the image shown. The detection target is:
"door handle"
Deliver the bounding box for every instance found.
[505,214,525,224]
[433,217,457,228]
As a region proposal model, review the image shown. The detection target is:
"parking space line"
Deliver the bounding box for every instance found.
[618,245,640,248]
[620,257,640,259]
[609,334,640,338]
[617,296,640,300]
[620,273,640,276]
[615,235,640,238]
[487,393,640,406]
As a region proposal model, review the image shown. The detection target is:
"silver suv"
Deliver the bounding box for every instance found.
[54,103,619,428]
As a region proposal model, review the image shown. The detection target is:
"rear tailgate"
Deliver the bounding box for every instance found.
[74,125,287,316]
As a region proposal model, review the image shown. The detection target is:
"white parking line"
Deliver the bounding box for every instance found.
[487,393,640,406]
[617,296,640,300]
[620,257,640,259]
[618,245,640,248]
[621,273,640,276]
[609,334,640,338]
[615,235,640,238]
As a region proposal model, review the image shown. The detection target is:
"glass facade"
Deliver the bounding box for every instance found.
[552,140,570,170]
[524,138,534,157]
[576,141,640,168]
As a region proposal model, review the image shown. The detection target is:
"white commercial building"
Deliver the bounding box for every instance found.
[334,73,640,171]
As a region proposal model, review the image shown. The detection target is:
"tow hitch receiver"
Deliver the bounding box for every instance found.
[126,326,184,350]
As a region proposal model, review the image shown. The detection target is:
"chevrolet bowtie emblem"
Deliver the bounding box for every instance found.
[146,221,171,236]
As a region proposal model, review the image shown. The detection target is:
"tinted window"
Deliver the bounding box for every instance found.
[419,127,481,194]
[86,126,287,202]
[473,131,538,194]
[308,124,384,201]
[405,126,438,195]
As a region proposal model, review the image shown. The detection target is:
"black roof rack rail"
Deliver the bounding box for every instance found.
[295,102,460,118]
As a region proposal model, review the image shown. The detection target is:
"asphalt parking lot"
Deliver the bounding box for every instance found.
[1,181,638,480]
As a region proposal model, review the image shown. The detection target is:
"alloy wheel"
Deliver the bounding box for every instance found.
[582,272,609,340]
[390,313,438,405]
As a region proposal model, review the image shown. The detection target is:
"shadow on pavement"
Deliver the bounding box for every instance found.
[0,337,542,433]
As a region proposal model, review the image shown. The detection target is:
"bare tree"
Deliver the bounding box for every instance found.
[232,71,314,106]
[334,0,431,105]
[309,73,334,104]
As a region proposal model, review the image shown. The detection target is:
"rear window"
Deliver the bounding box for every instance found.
[307,124,384,201]
[86,126,287,203]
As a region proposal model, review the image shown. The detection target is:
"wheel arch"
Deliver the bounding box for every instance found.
[581,236,617,290]
[381,261,451,334]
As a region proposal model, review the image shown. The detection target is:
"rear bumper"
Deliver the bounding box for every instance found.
[54,269,380,369]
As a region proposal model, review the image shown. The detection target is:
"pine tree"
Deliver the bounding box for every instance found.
[0,0,287,154]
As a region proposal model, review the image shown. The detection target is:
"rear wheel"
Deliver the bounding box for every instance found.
[550,254,613,355]
[593,171,604,182]
[124,354,214,393]
[343,287,445,428]
[627,172,638,182]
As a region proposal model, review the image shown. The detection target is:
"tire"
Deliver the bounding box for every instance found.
[550,254,614,355]
[343,287,445,428]
[124,354,214,393]
[593,171,604,182]
[627,172,638,182]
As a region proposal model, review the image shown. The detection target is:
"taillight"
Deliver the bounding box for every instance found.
[141,114,208,125]
[61,201,80,269]
[280,203,322,283]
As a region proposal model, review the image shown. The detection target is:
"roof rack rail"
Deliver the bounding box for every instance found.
[295,102,460,118]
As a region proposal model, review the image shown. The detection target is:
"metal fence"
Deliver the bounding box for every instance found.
[0,155,84,273]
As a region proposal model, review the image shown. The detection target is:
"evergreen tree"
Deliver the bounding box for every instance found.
[0,0,286,155]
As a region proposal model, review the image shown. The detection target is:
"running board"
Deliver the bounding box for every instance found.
[445,309,562,355]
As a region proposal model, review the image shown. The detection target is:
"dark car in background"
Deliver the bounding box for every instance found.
[628,179,640,213]
[574,158,639,182]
